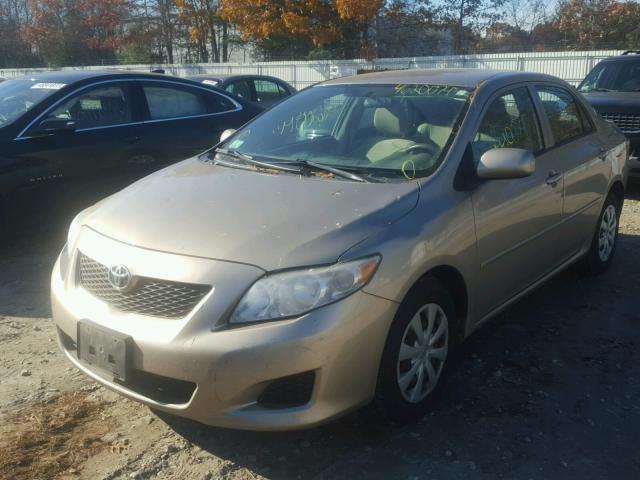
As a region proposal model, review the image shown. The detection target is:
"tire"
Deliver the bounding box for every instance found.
[575,192,621,275]
[376,277,457,424]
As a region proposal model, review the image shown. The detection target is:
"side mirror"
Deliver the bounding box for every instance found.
[220,128,236,142]
[476,148,535,179]
[32,117,76,136]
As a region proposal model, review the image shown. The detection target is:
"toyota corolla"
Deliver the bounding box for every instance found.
[52,69,628,430]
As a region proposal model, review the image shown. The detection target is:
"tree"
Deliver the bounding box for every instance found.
[0,0,37,67]
[24,0,133,66]
[175,0,236,62]
[439,0,505,53]
[220,0,384,59]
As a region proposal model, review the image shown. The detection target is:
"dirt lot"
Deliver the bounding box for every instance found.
[1,185,639,480]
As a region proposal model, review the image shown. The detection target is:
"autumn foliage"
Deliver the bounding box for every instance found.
[220,0,384,49]
[24,0,131,64]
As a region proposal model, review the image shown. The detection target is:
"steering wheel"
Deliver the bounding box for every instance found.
[402,142,439,156]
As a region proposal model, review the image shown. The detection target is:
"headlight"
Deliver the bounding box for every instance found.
[230,256,380,324]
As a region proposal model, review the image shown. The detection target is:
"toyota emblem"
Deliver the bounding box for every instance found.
[108,264,132,291]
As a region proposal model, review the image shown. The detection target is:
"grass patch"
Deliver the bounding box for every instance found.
[0,391,112,479]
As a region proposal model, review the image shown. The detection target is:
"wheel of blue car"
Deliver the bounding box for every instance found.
[577,192,621,275]
[376,277,456,423]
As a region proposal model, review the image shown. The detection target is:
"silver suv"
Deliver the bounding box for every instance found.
[52,69,629,430]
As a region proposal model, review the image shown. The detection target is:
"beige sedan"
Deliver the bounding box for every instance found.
[52,69,629,430]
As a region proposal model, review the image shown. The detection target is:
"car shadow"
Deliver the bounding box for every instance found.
[626,179,640,200]
[153,228,640,479]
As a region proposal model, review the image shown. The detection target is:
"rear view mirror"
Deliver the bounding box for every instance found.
[476,148,535,179]
[32,117,76,136]
[220,128,236,142]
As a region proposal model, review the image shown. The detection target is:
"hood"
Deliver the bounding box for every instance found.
[582,91,640,114]
[83,158,420,271]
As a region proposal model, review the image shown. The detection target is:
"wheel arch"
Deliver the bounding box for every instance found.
[408,264,469,343]
[609,180,625,208]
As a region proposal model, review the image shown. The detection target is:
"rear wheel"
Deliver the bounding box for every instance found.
[376,278,456,423]
[576,193,620,275]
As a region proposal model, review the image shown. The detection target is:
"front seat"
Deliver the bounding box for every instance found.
[364,107,416,163]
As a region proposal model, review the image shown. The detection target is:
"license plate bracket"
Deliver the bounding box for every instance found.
[77,321,130,382]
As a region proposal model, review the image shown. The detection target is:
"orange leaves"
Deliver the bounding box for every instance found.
[175,0,218,43]
[554,0,640,46]
[221,0,383,48]
[335,0,383,24]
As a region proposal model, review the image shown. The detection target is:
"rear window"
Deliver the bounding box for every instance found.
[143,84,207,120]
[535,86,587,144]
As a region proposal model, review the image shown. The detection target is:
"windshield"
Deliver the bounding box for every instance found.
[219,83,471,180]
[0,78,65,128]
[579,60,640,93]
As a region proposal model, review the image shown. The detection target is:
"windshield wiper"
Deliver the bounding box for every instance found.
[214,148,302,173]
[213,149,370,182]
[588,87,613,92]
[293,159,371,183]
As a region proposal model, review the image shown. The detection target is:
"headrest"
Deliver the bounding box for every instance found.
[374,108,402,136]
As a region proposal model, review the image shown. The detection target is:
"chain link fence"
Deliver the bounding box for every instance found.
[0,50,624,89]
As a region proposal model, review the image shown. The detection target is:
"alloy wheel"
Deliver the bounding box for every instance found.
[598,204,617,262]
[397,303,448,403]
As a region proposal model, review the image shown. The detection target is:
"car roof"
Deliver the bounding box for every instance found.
[188,74,288,83]
[321,68,560,89]
[7,70,188,84]
[600,53,640,62]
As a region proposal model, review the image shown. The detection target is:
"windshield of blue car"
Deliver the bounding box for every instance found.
[0,79,65,128]
[579,60,640,92]
[217,83,471,180]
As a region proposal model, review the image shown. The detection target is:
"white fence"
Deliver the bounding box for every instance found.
[0,50,624,89]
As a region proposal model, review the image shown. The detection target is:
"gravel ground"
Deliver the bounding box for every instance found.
[1,183,639,480]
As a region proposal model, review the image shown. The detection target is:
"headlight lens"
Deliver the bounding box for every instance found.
[230,256,380,324]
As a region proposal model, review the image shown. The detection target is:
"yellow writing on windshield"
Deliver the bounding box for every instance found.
[394,84,469,98]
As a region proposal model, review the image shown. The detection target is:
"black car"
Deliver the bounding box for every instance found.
[579,51,640,178]
[0,70,262,233]
[186,74,296,109]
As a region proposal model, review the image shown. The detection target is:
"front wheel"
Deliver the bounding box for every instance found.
[376,278,456,423]
[576,192,621,275]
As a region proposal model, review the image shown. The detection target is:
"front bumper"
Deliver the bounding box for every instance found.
[624,134,640,177]
[51,229,398,430]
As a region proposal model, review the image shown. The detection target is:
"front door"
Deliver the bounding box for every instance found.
[470,87,564,319]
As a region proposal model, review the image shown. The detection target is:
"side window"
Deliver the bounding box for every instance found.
[535,86,585,144]
[471,88,543,162]
[143,84,206,120]
[254,80,287,102]
[203,90,237,114]
[225,80,252,100]
[46,85,132,130]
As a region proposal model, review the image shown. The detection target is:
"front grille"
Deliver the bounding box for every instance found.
[78,253,211,319]
[600,112,640,132]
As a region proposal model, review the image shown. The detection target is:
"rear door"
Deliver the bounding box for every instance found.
[470,86,564,318]
[532,84,609,261]
[136,80,242,164]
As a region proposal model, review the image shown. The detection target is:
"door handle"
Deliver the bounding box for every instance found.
[546,170,562,187]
